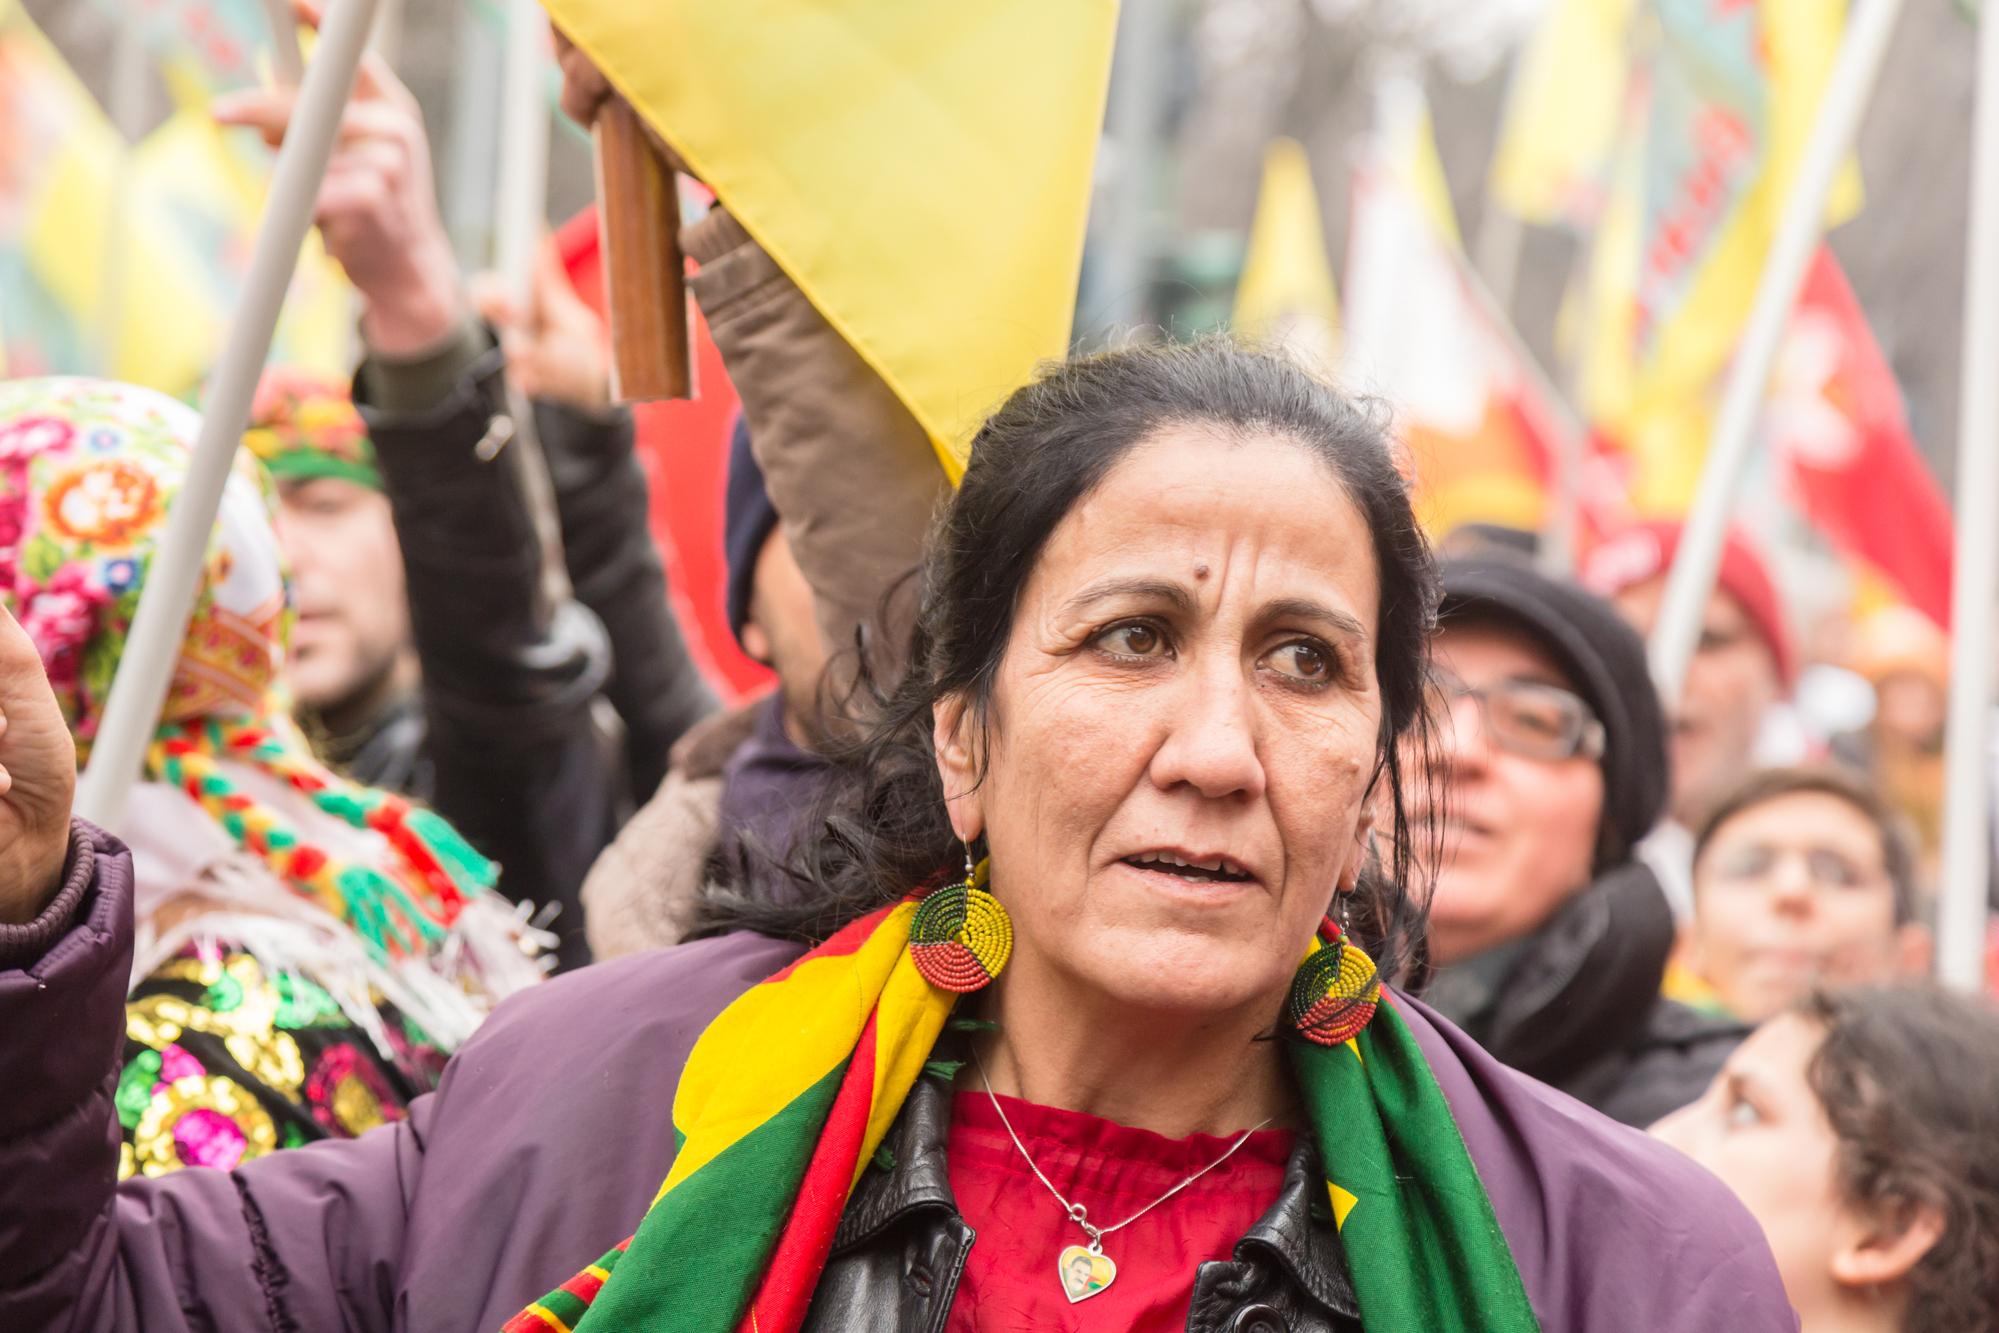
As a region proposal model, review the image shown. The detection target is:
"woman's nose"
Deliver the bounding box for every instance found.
[1148,660,1265,801]
[1435,693,1491,772]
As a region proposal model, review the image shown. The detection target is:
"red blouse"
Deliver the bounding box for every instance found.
[944,1090,1297,1332]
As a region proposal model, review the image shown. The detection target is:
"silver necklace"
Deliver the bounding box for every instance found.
[973,1050,1273,1305]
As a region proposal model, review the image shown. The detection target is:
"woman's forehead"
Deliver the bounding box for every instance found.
[1029,426,1379,615]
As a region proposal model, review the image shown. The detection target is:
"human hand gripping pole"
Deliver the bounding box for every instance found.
[552,26,692,402]
[0,602,79,925]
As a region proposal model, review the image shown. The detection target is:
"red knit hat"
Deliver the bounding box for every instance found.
[1581,519,1796,689]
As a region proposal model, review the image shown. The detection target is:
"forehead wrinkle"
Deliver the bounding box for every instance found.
[1058,575,1197,618]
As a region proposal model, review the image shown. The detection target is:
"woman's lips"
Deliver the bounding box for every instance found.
[1113,857,1262,900]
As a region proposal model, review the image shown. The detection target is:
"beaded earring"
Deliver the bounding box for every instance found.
[908,844,1014,993]
[1285,911,1381,1046]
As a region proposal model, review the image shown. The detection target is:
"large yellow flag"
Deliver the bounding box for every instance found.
[540,0,1120,480]
[1233,138,1340,373]
[1577,0,1860,512]
[1487,0,1637,227]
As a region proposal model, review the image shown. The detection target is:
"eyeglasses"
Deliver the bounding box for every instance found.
[1428,671,1606,762]
[1706,843,1877,892]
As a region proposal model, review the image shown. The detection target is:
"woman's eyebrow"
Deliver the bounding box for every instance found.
[1061,576,1196,616]
[1261,596,1369,642]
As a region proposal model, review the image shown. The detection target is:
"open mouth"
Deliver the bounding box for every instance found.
[1121,851,1255,885]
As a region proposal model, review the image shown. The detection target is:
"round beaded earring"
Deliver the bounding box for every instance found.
[1285,912,1381,1046]
[908,846,1014,993]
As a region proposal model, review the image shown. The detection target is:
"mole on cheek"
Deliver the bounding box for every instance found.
[1193,563,1211,581]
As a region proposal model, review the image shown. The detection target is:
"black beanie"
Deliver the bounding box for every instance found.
[1436,555,1670,869]
[723,416,781,650]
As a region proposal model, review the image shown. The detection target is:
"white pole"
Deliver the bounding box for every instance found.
[1936,0,1999,991]
[75,0,381,830]
[494,0,550,328]
[1646,0,1903,703]
[490,0,571,603]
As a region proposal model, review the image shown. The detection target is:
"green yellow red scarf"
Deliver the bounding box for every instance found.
[507,899,1541,1332]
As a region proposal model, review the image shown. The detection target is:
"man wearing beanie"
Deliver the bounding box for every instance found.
[1420,555,1746,1126]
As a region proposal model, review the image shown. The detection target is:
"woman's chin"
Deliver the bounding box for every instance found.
[1059,920,1299,1020]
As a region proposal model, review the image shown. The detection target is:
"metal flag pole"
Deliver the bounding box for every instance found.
[491,0,572,604]
[1645,0,1904,704]
[75,0,381,829]
[1936,0,1999,991]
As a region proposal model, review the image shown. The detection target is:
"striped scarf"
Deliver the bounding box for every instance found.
[507,901,1541,1333]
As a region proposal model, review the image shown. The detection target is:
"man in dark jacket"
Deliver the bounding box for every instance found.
[1418,555,1745,1127]
[216,56,717,970]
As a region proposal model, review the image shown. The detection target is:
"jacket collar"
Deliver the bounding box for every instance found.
[1435,858,1676,1084]
[831,1071,1357,1319]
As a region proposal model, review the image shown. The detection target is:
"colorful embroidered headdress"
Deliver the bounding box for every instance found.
[0,377,491,961]
[242,366,382,491]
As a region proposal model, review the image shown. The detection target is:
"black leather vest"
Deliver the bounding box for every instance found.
[800,1073,1362,1332]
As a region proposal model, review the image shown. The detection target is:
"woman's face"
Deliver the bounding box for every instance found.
[1419,623,1605,964]
[1653,1016,1842,1314]
[935,425,1384,1020]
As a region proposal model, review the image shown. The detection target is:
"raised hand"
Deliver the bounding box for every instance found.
[471,239,612,413]
[0,603,76,925]
[211,2,462,357]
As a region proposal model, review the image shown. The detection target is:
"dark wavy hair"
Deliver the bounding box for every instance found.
[1802,986,1999,1332]
[696,337,1440,980]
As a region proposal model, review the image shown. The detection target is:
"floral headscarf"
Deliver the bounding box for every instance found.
[0,377,507,968]
[0,376,289,751]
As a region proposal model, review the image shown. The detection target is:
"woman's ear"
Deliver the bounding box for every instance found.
[1337,806,1379,895]
[932,692,984,843]
[1828,1199,1946,1292]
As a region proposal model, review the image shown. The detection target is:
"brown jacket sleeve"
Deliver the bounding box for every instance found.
[681,207,949,675]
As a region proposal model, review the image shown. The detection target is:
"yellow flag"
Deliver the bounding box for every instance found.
[541,0,1121,480]
[1233,138,1340,373]
[1488,0,1637,226]
[2,0,351,395]
[1578,0,1861,513]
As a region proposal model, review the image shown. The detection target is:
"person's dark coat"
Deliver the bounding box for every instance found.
[1428,861,1746,1127]
[346,347,716,970]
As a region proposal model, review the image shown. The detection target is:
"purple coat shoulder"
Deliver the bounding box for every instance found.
[1398,993,1800,1331]
[0,820,805,1333]
[3,830,1792,1332]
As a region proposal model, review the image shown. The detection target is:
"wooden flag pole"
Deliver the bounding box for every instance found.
[593,97,692,401]
[1646,0,1903,705]
[76,0,381,830]
[1936,0,1999,991]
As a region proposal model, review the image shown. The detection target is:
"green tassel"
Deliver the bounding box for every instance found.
[404,806,499,893]
[946,1017,999,1034]
[871,1142,897,1173]
[922,1058,965,1083]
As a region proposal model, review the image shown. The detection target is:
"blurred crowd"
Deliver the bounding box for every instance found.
[0,14,1995,1333]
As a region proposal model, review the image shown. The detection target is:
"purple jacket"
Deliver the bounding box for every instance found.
[2,826,1797,1331]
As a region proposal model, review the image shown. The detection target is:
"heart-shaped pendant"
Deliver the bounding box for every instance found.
[1057,1244,1116,1303]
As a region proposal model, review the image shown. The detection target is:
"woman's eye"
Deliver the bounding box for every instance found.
[1266,641,1332,683]
[1098,621,1167,657]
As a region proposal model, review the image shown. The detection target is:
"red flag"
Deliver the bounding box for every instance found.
[1767,247,1952,628]
[556,206,772,702]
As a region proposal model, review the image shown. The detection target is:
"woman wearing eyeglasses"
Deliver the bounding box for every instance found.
[1415,556,1747,1127]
